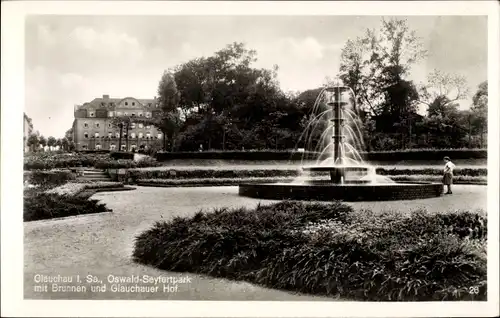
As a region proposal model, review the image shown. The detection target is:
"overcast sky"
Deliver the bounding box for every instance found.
[25,15,487,138]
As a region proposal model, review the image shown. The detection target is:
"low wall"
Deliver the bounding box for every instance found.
[238,182,444,201]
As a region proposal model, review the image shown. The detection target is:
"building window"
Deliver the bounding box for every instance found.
[101,102,105,107]
[95,144,101,150]
[131,113,135,117]
[158,133,162,139]
[148,103,152,107]
[84,122,88,128]
[131,133,136,139]
[115,132,120,138]
[139,113,143,117]
[110,144,116,150]
[131,123,136,129]
[146,125,151,129]
[95,132,99,138]
[108,111,114,117]
[130,145,137,152]
[96,123,100,128]
[117,112,122,116]
[121,144,126,151]
[84,132,89,139]
[132,102,135,106]
[124,112,128,116]
[138,132,143,139]
[89,112,95,117]
[82,145,88,150]
[125,102,128,106]
[108,132,112,138]
[110,102,115,106]
[108,123,112,128]
[145,112,151,118]
[139,123,143,128]
[146,133,151,139]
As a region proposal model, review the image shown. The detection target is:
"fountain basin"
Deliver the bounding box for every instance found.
[238,182,443,202]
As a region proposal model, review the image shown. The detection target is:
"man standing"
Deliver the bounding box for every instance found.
[443,156,456,194]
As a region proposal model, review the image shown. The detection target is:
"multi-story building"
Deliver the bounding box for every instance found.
[72,95,163,151]
[24,112,33,152]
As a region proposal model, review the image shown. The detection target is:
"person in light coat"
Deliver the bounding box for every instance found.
[443,156,456,194]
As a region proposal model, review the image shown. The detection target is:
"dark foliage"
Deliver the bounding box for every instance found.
[110,152,135,160]
[155,149,486,162]
[24,192,111,222]
[133,201,486,301]
[24,170,76,187]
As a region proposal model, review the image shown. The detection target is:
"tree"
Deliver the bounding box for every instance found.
[39,135,47,151]
[47,136,57,151]
[471,81,488,147]
[419,69,470,116]
[339,18,427,118]
[26,134,39,152]
[157,71,182,150]
[56,138,62,150]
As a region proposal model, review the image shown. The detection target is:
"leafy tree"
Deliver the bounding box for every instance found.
[47,136,57,151]
[39,135,47,150]
[471,81,488,147]
[27,134,39,152]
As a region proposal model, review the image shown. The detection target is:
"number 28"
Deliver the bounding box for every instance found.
[469,286,479,294]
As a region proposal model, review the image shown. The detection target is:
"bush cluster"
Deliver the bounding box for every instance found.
[24,170,76,187]
[390,175,487,184]
[133,201,487,301]
[155,149,487,162]
[24,192,111,222]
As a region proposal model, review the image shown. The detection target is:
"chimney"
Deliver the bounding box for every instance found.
[103,94,109,99]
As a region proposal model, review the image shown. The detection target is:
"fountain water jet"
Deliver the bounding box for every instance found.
[238,84,443,201]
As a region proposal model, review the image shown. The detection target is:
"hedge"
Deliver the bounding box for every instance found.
[137,177,297,187]
[133,201,487,301]
[126,167,486,181]
[155,149,487,162]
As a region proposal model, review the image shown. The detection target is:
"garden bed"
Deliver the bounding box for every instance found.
[133,201,487,301]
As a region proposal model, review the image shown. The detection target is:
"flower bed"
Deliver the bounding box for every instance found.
[24,192,111,222]
[133,201,487,301]
[24,170,76,188]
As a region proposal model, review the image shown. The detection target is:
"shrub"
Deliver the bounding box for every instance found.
[133,202,487,301]
[24,192,111,221]
[128,168,300,180]
[376,167,487,177]
[24,170,76,187]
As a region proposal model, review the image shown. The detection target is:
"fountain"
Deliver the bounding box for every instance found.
[239,84,443,201]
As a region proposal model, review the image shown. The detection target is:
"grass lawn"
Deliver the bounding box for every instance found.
[24,185,487,300]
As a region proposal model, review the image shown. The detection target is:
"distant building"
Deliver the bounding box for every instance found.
[72,95,163,151]
[24,113,33,152]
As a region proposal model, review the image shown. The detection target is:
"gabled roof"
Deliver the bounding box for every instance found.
[77,96,157,110]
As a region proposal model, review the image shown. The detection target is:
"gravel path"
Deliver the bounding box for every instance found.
[24,185,487,300]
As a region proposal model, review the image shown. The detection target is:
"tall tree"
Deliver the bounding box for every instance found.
[157,71,182,150]
[47,136,57,151]
[471,81,488,147]
[26,134,39,152]
[39,135,47,150]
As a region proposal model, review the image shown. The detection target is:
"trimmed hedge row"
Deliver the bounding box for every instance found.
[155,149,487,162]
[126,167,486,181]
[133,201,487,301]
[137,177,296,187]
[24,152,160,170]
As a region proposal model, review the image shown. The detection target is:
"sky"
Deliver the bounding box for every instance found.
[25,15,487,138]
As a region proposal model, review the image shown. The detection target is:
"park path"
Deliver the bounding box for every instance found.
[24,185,487,300]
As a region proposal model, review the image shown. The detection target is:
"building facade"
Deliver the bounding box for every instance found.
[24,113,33,152]
[72,95,163,151]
